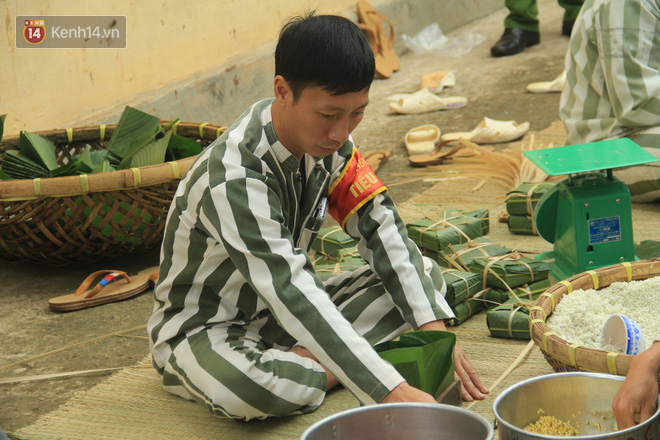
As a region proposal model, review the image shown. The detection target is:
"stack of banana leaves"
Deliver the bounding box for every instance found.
[0,107,202,180]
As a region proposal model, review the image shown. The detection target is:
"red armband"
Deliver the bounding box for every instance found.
[328,148,387,228]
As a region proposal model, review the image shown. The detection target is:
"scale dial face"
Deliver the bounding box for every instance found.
[533,184,560,244]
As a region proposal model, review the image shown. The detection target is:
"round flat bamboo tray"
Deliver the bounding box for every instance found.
[529,258,660,377]
[0,121,226,264]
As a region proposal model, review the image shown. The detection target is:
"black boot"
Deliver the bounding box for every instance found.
[490,28,540,57]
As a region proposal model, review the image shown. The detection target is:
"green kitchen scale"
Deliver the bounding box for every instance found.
[523,138,659,281]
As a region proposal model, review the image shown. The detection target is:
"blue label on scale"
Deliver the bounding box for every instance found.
[589,216,621,244]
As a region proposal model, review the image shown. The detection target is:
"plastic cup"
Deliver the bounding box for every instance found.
[600,314,647,355]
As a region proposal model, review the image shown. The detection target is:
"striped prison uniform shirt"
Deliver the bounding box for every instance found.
[147,98,453,420]
[560,0,660,202]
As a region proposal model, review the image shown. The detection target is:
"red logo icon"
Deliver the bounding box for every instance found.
[23,20,46,44]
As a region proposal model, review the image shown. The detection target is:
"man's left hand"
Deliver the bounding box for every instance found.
[454,343,488,401]
[417,320,489,402]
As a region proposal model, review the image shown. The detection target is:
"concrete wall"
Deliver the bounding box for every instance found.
[1,0,501,135]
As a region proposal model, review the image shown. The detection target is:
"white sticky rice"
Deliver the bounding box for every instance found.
[546,276,660,352]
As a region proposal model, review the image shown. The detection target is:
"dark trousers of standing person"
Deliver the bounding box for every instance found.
[491,0,584,56]
[504,0,584,32]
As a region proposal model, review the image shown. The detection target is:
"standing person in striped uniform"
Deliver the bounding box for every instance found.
[147,12,487,421]
[560,0,660,202]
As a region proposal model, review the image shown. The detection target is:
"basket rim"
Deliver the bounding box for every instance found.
[0,121,226,201]
[529,258,660,377]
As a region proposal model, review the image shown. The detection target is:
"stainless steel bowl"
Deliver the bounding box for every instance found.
[300,403,494,440]
[493,372,660,439]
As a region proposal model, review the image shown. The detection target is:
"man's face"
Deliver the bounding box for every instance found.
[272,76,369,159]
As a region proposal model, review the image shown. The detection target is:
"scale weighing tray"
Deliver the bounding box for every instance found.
[522,138,658,176]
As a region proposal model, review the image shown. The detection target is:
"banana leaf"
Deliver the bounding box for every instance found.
[312,227,357,259]
[635,240,660,260]
[166,134,202,161]
[0,169,11,180]
[448,298,483,326]
[78,146,94,168]
[438,237,511,270]
[486,299,532,340]
[505,182,555,215]
[480,288,510,308]
[108,151,122,168]
[48,145,94,177]
[1,131,62,179]
[71,146,107,169]
[469,255,551,289]
[50,159,93,177]
[0,114,5,143]
[19,131,59,171]
[106,106,161,160]
[480,278,551,309]
[1,150,50,179]
[507,214,537,235]
[121,128,173,169]
[460,208,490,235]
[505,278,550,303]
[441,269,482,307]
[104,106,178,169]
[80,149,118,174]
[419,248,441,263]
[374,330,455,399]
[91,161,115,174]
[0,109,183,180]
[407,211,485,253]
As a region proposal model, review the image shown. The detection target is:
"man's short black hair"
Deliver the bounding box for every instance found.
[275,12,375,99]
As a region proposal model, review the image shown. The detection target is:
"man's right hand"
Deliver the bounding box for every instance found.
[612,342,660,429]
[381,381,437,404]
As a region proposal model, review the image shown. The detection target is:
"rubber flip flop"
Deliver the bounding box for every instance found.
[48,267,159,312]
[389,89,467,114]
[357,0,400,72]
[386,87,441,103]
[363,150,391,173]
[526,71,565,94]
[408,140,464,167]
[422,70,456,94]
[441,117,530,144]
[388,71,457,101]
[358,23,392,79]
[404,124,440,156]
[387,91,418,103]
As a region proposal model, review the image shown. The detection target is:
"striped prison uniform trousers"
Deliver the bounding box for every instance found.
[156,256,446,421]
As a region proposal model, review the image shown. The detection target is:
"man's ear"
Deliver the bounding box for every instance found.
[273,75,291,103]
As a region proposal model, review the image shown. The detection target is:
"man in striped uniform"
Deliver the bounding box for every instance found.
[147,13,487,421]
[560,0,660,202]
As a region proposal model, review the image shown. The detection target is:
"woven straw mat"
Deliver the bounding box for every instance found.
[12,314,554,440]
[13,122,660,440]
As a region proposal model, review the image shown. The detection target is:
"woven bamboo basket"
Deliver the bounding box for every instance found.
[529,258,660,377]
[0,121,226,264]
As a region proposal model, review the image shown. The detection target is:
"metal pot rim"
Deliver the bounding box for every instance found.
[492,371,660,439]
[301,402,494,439]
